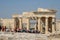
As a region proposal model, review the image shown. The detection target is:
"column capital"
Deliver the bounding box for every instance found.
[52,17,56,19]
[38,17,41,19]
[26,17,30,19]
[45,17,49,19]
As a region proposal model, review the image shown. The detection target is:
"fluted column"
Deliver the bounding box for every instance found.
[38,17,41,32]
[19,18,22,29]
[52,17,55,33]
[45,17,48,34]
[27,18,30,30]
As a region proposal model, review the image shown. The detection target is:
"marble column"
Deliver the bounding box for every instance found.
[45,17,48,34]
[19,18,22,29]
[52,17,55,33]
[27,18,30,30]
[38,17,41,32]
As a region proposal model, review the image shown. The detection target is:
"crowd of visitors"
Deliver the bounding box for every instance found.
[0,26,40,33]
[0,26,6,32]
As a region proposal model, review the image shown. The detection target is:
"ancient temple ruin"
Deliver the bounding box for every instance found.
[0,8,57,34]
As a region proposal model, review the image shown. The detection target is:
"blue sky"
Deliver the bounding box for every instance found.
[0,0,60,19]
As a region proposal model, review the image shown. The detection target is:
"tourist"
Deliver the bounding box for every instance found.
[0,25,2,31]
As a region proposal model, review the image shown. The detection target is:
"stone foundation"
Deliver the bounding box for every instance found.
[0,32,48,40]
[0,32,60,40]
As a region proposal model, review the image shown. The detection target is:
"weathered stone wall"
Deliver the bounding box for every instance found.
[56,20,60,34]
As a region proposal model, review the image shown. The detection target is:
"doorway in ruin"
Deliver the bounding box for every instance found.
[14,17,20,29]
[41,17,45,34]
[22,23,27,30]
[41,17,52,33]
[48,17,52,33]
[29,17,38,31]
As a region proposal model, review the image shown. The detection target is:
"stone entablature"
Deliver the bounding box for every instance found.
[38,8,57,13]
